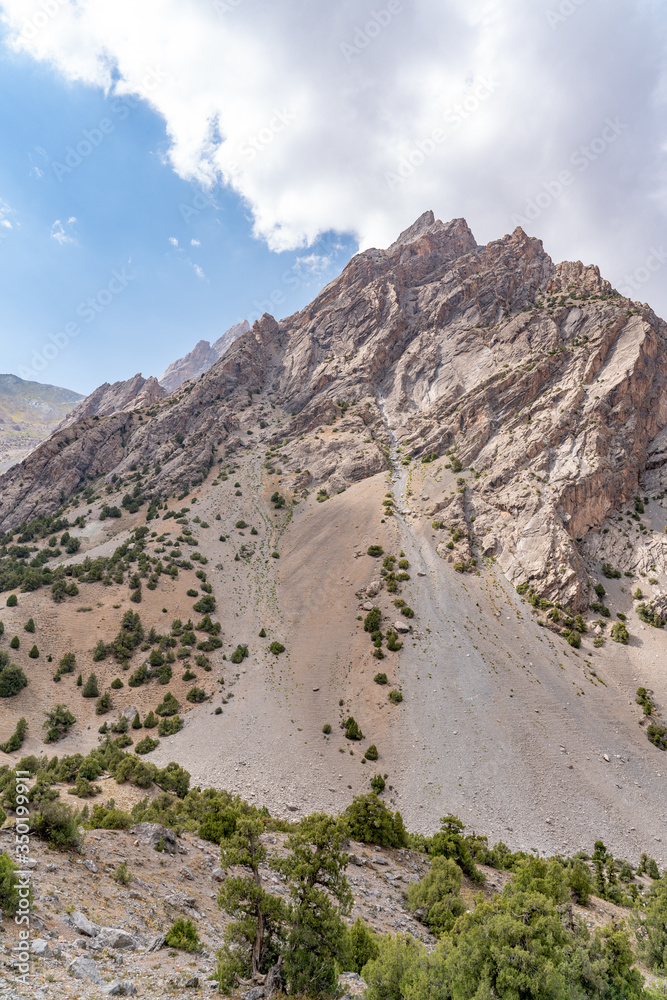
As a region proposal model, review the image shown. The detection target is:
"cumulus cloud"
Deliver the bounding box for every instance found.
[3,0,667,308]
[168,236,179,247]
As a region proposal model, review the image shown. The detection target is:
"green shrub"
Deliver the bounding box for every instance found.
[344,716,363,740]
[563,629,581,649]
[230,645,249,664]
[43,704,76,743]
[400,607,414,618]
[344,792,408,847]
[269,641,285,655]
[143,710,157,729]
[0,663,28,697]
[364,607,382,632]
[367,545,384,557]
[81,673,99,698]
[158,715,184,737]
[341,917,380,975]
[235,520,248,529]
[406,856,466,934]
[95,692,112,715]
[647,722,667,750]
[136,736,160,755]
[24,617,35,633]
[113,861,132,885]
[9,636,19,649]
[370,774,386,793]
[322,724,332,734]
[364,744,379,761]
[186,686,207,703]
[193,595,216,614]
[602,562,621,579]
[0,717,27,754]
[611,621,629,644]
[32,800,82,850]
[111,678,123,689]
[6,594,17,607]
[0,853,30,916]
[388,690,403,704]
[165,917,201,952]
[157,692,180,716]
[386,633,403,651]
[199,807,237,844]
[374,672,388,685]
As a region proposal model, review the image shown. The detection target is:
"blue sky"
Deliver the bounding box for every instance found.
[0,1,666,396]
[0,35,356,394]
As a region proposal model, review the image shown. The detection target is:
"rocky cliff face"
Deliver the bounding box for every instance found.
[2,213,667,609]
[57,373,166,431]
[158,320,250,392]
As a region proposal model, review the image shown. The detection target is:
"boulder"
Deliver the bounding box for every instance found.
[104,981,137,996]
[97,927,141,950]
[68,956,103,984]
[132,822,181,854]
[71,911,100,937]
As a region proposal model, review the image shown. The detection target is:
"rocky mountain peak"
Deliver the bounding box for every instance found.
[159,320,250,393]
[58,374,165,431]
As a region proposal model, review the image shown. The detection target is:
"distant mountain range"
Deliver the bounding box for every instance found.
[0,373,84,473]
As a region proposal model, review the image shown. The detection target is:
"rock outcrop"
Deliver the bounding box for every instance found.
[158,320,250,392]
[58,373,165,430]
[2,213,667,608]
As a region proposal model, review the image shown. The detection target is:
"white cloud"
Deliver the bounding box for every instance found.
[191,262,206,280]
[168,236,179,247]
[50,218,76,245]
[190,238,200,246]
[2,0,667,310]
[0,199,15,231]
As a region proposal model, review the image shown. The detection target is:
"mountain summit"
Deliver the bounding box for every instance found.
[1,214,664,610]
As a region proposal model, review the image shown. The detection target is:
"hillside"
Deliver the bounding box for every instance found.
[0,373,83,473]
[0,213,666,867]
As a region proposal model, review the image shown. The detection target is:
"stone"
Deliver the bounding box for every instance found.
[144,934,165,954]
[97,927,141,950]
[131,822,181,854]
[71,911,100,937]
[394,621,411,633]
[104,981,137,996]
[31,938,50,957]
[83,859,98,873]
[243,988,265,1000]
[211,867,225,882]
[68,956,103,984]
[121,705,139,723]
[185,976,201,988]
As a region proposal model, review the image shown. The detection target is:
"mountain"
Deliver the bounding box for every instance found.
[57,373,166,431]
[2,213,665,609]
[1,213,667,867]
[158,320,250,392]
[0,372,83,473]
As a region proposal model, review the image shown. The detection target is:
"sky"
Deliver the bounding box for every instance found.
[0,0,666,395]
